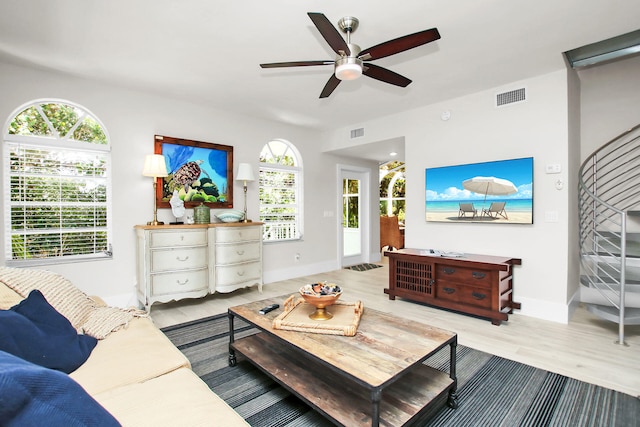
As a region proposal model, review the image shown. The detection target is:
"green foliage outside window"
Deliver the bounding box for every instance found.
[343,179,359,228]
[379,161,406,222]
[259,140,302,241]
[5,100,110,262]
[9,103,107,144]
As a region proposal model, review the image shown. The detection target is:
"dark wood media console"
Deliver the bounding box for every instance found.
[384,249,522,325]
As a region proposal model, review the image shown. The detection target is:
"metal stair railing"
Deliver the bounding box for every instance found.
[578,123,640,345]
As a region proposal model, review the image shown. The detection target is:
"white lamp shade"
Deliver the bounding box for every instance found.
[335,62,362,80]
[236,163,255,182]
[142,154,169,178]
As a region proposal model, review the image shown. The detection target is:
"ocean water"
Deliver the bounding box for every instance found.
[426,199,532,212]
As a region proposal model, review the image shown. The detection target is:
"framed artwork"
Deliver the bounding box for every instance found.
[154,135,234,209]
[425,157,533,224]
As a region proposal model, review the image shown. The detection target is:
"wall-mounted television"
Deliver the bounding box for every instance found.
[425,157,533,224]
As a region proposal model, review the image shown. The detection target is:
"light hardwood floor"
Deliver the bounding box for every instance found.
[150,258,640,398]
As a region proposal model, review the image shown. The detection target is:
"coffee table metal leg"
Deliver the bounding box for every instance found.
[228,311,237,367]
[370,388,381,427]
[447,338,459,409]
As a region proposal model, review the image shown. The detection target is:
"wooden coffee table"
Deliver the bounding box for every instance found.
[228,295,458,427]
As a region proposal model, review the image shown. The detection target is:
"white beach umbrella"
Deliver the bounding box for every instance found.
[462,176,517,206]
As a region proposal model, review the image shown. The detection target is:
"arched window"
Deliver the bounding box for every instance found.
[259,139,303,241]
[3,99,112,264]
[379,161,405,222]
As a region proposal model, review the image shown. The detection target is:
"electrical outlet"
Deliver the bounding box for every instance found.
[545,211,559,222]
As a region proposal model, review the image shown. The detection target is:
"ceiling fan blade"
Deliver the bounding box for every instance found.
[260,60,334,68]
[319,74,341,98]
[307,12,350,56]
[363,63,412,87]
[360,28,440,61]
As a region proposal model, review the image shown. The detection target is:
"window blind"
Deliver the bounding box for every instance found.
[259,167,301,241]
[5,141,111,263]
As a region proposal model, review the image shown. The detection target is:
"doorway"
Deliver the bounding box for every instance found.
[338,165,370,267]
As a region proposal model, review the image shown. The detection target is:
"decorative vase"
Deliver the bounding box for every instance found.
[194,203,210,224]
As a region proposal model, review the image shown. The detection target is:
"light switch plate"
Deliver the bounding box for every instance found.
[545,164,561,174]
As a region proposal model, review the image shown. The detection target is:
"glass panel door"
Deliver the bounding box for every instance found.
[343,178,361,257]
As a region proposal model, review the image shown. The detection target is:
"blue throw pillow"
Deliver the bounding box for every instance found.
[0,350,121,427]
[0,290,97,373]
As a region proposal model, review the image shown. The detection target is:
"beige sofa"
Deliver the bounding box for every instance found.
[0,267,248,427]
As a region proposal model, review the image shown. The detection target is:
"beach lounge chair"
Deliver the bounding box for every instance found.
[482,201,508,219]
[458,203,477,218]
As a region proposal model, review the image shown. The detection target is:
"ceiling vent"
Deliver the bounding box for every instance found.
[496,87,526,107]
[350,127,365,139]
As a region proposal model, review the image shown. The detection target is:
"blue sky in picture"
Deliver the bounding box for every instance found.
[425,157,533,201]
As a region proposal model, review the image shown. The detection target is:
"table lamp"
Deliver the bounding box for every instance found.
[142,154,169,225]
[236,163,255,223]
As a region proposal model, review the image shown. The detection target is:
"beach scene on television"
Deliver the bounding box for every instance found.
[425,157,533,224]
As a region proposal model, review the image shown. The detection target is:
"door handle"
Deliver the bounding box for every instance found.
[472,292,486,300]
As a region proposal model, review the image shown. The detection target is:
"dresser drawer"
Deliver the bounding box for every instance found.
[151,247,208,272]
[436,265,492,287]
[215,261,261,286]
[215,226,261,243]
[150,229,207,248]
[216,242,260,264]
[151,269,208,296]
[436,281,492,309]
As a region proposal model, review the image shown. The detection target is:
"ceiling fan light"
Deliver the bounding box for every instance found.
[335,57,363,80]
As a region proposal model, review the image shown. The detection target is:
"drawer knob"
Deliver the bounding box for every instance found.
[472,292,487,300]
[443,267,456,275]
[176,279,190,286]
[176,255,190,262]
[443,287,455,294]
[472,272,486,279]
[236,250,245,255]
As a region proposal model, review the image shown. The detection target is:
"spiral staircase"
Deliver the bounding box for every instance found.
[579,123,640,345]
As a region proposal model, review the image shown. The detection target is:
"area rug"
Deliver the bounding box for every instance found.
[344,263,382,271]
[161,314,640,427]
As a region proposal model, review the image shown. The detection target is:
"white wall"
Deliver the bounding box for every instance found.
[0,61,372,305]
[3,54,635,316]
[579,54,640,160]
[324,70,576,323]
[566,66,582,308]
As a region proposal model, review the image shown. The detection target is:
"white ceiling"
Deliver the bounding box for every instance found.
[1,1,639,150]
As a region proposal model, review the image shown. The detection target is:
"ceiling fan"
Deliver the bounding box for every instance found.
[260,12,441,98]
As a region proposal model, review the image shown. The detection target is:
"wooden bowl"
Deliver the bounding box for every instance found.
[299,283,342,320]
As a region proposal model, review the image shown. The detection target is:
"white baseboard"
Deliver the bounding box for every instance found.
[263,259,339,284]
[516,295,570,324]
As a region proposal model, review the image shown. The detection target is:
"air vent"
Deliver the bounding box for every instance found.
[350,127,364,139]
[496,88,526,107]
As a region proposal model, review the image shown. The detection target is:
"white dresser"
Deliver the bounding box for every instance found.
[135,223,263,310]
